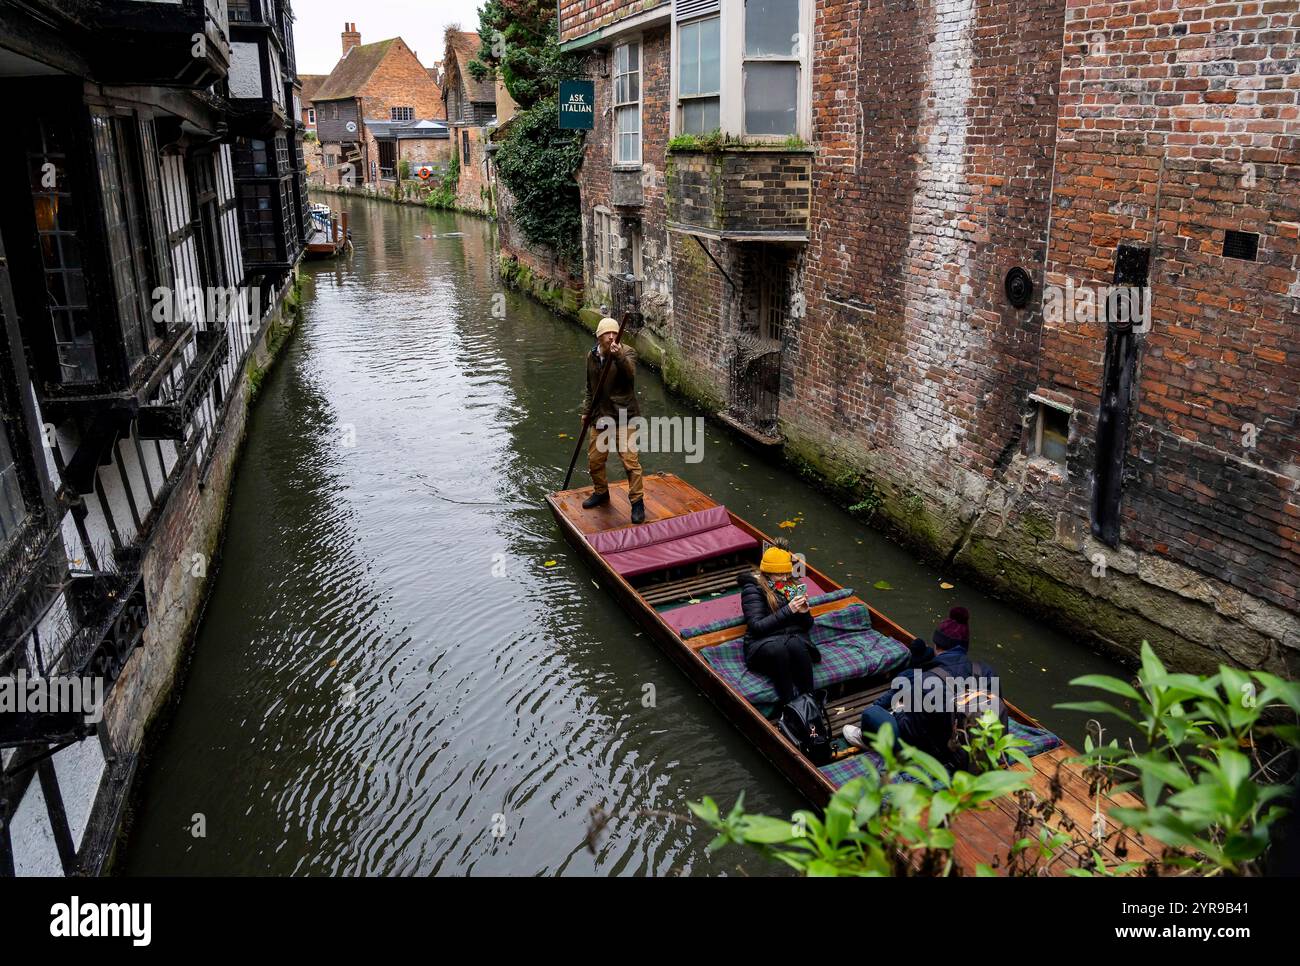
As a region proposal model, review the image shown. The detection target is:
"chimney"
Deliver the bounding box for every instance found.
[342,22,361,56]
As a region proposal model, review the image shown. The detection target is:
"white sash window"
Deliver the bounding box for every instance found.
[613,42,642,164]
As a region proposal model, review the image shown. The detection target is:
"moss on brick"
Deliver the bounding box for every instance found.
[498,253,581,321]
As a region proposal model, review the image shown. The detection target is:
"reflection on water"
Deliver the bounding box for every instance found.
[122,195,1129,875]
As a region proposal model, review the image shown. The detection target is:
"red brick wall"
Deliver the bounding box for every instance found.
[1039,0,1300,613]
[559,0,665,43]
[788,0,1067,483]
[358,40,445,121]
[452,126,493,213]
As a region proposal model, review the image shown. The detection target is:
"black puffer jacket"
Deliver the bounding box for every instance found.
[737,572,820,664]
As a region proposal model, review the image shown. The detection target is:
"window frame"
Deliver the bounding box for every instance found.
[593,208,619,280]
[307,107,316,124]
[675,14,721,136]
[1033,402,1071,466]
[390,106,414,122]
[671,0,812,142]
[741,0,803,138]
[612,39,643,167]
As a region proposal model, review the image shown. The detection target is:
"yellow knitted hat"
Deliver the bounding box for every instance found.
[759,546,793,574]
[596,318,619,337]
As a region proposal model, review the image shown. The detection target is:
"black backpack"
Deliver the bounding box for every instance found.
[776,689,833,766]
[927,661,1007,772]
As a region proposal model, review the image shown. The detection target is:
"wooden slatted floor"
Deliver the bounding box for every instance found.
[639,562,753,607]
[549,472,714,535]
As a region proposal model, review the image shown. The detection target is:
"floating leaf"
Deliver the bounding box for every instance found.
[544,560,557,567]
[778,519,798,529]
[873,580,894,591]
[558,433,569,438]
[940,581,954,590]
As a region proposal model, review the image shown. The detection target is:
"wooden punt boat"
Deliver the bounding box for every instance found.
[547,471,1160,874]
[304,205,350,259]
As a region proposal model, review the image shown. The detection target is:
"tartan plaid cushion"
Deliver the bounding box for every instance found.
[817,720,1064,789]
[680,587,855,639]
[699,603,910,712]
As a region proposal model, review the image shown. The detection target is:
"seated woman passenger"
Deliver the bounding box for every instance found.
[737,543,819,705]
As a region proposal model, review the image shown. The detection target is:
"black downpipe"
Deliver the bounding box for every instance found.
[1091,245,1149,547]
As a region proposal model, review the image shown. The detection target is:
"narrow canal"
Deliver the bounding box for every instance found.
[122,194,1130,876]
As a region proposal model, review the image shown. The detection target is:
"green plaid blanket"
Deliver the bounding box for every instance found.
[680,587,856,639]
[818,720,1063,788]
[699,602,909,713]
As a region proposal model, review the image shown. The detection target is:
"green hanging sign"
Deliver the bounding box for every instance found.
[559,80,595,130]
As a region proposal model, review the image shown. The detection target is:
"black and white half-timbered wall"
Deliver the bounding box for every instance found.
[0,0,308,875]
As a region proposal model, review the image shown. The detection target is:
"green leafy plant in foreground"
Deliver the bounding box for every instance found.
[1062,640,1300,875]
[690,715,1032,876]
[691,643,1299,876]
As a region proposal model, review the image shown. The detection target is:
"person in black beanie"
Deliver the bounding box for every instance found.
[843,606,978,764]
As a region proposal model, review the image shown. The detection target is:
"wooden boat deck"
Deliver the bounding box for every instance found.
[547,471,1160,874]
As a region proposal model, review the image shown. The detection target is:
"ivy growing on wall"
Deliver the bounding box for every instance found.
[469,0,585,270]
[492,104,584,267]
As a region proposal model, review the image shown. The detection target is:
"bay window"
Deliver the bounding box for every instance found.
[677,15,720,134]
[613,41,641,165]
[673,0,809,140]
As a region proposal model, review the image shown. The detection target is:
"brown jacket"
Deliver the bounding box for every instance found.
[582,344,641,421]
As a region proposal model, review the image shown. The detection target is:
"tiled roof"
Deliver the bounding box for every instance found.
[444,29,496,105]
[314,39,396,101]
[299,74,327,103]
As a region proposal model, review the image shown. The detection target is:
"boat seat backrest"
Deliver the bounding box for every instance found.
[586,506,733,555]
[586,506,760,578]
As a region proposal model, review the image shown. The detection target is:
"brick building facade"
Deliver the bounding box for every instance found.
[559,0,1300,674]
[442,30,500,215]
[313,24,445,188]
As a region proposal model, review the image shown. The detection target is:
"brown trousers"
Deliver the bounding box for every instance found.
[588,420,644,503]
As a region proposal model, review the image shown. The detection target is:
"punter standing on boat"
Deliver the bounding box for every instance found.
[580,318,645,524]
[738,544,818,704]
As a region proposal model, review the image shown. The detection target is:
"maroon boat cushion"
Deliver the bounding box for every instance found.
[587,506,759,578]
[587,506,731,555]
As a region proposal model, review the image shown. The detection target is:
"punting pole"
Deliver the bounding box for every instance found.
[561,312,628,491]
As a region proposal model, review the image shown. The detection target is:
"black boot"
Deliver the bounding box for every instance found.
[631,499,645,524]
[582,490,610,509]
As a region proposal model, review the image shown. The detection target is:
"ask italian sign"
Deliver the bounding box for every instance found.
[559,80,594,130]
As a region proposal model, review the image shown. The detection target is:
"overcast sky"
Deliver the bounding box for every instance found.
[292,0,487,75]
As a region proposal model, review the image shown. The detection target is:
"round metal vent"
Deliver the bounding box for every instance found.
[1004,267,1033,308]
